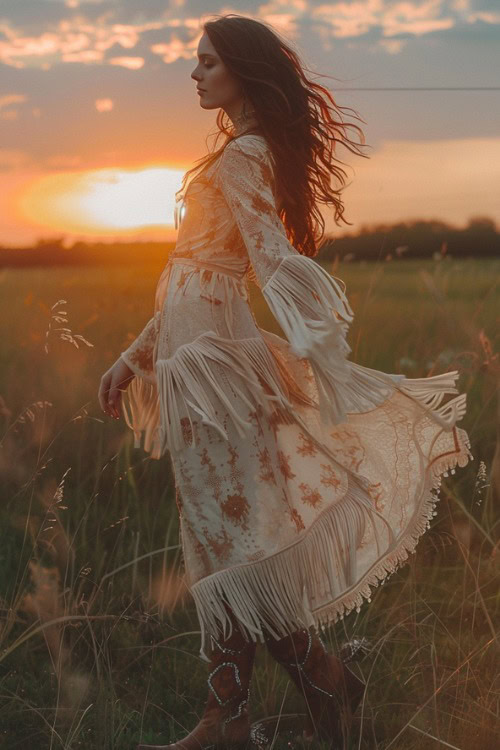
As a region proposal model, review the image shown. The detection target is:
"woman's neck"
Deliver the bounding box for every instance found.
[228,104,260,137]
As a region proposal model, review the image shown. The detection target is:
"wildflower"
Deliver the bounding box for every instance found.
[44,299,94,354]
[13,400,52,428]
[41,467,71,532]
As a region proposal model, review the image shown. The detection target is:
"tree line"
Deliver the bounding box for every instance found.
[1,217,498,268]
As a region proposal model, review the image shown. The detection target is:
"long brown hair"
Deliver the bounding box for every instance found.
[180,13,369,257]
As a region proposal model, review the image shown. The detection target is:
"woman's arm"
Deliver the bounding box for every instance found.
[120,311,160,384]
[215,136,362,425]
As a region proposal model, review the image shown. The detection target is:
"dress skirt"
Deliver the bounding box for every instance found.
[123,309,471,661]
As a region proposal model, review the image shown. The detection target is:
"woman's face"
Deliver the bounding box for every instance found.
[191,32,243,113]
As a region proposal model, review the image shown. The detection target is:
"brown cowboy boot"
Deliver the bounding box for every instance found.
[264,628,366,749]
[137,620,257,750]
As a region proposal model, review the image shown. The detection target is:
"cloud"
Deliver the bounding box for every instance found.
[0,94,28,109]
[0,5,203,68]
[150,33,200,64]
[378,37,407,52]
[311,1,381,39]
[256,1,308,37]
[94,98,113,112]
[309,1,461,41]
[382,1,455,37]
[467,11,500,24]
[108,56,145,69]
[62,49,104,63]
[0,0,498,70]
[0,93,28,121]
[0,25,59,68]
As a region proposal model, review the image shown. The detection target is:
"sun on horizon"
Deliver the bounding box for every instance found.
[15,166,186,239]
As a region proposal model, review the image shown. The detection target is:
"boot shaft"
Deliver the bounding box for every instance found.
[264,628,366,747]
[137,618,257,750]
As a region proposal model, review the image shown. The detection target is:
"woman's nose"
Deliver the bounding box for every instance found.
[191,69,201,82]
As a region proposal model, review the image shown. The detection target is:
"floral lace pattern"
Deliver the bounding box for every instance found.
[119,134,472,660]
[120,311,160,384]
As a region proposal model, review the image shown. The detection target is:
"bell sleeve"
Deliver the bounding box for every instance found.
[215,137,404,425]
[120,312,160,385]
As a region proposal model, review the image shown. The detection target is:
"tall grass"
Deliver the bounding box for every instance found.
[0,258,498,749]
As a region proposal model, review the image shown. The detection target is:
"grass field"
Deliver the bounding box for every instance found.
[0,257,498,749]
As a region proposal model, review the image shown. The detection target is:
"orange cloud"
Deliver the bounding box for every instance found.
[0,93,27,109]
[378,37,407,53]
[257,0,308,37]
[0,1,497,73]
[108,56,145,70]
[151,33,200,64]
[383,0,455,37]
[95,98,114,113]
[258,12,302,37]
[62,49,103,63]
[0,17,145,68]
[0,27,60,67]
[467,11,500,25]
[312,1,381,38]
[0,14,203,69]
[92,23,141,52]
[0,93,27,120]
[311,0,458,43]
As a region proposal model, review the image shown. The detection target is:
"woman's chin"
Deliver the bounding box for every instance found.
[197,96,220,110]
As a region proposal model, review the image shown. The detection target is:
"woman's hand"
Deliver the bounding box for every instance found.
[98,357,135,419]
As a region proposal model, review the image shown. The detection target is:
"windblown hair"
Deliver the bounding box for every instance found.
[180,14,369,257]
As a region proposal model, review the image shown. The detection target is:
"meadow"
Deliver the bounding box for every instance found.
[0,256,498,749]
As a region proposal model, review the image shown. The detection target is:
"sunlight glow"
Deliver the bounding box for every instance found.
[18,166,185,236]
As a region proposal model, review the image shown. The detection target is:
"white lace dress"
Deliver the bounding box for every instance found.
[120,134,472,660]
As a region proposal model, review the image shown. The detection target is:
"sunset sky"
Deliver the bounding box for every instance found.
[1,0,499,247]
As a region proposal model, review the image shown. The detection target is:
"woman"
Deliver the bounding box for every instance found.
[98,14,472,750]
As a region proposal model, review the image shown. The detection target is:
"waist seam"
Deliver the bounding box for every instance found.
[168,256,249,281]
